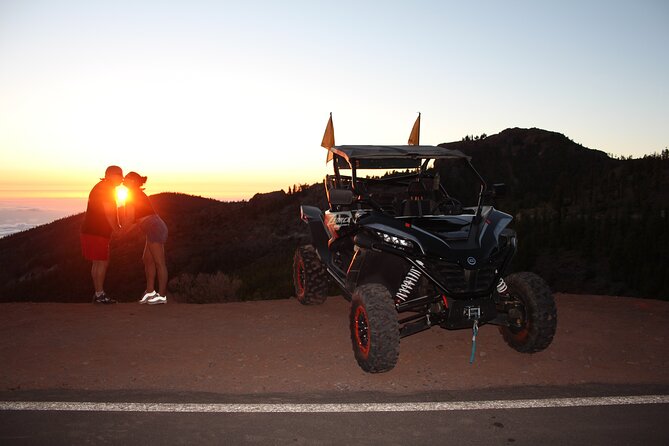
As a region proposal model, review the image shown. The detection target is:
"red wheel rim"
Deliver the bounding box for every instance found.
[507,299,531,343]
[354,305,370,358]
[296,258,305,296]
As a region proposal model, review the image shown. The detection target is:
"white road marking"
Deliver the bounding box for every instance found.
[0,395,668,413]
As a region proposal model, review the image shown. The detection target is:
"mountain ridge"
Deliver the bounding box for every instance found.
[437,127,668,298]
[1,127,667,302]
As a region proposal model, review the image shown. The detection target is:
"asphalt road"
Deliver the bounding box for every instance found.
[2,385,668,445]
[2,295,669,444]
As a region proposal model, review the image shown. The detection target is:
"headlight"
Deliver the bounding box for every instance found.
[375,231,414,250]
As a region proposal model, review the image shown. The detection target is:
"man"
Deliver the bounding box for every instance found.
[81,165,124,304]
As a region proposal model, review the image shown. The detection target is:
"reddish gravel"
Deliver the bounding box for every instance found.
[1,294,668,394]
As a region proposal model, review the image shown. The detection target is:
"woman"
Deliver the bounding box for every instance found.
[122,171,169,304]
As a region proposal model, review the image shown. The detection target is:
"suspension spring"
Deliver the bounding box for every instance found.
[396,266,422,302]
[496,277,509,295]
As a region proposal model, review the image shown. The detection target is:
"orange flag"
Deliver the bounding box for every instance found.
[321,113,335,162]
[408,112,421,146]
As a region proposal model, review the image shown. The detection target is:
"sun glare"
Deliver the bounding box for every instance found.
[115,185,128,206]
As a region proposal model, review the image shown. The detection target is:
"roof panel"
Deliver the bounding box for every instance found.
[329,145,469,163]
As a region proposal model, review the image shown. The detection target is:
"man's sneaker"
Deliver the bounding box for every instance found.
[147,294,166,305]
[93,293,117,304]
[139,291,157,304]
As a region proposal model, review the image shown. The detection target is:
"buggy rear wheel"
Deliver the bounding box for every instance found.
[349,283,400,373]
[293,245,328,305]
[499,272,557,353]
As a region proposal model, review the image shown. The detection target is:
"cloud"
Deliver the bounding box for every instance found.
[0,222,37,238]
[0,207,73,238]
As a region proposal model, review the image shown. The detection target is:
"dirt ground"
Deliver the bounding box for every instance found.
[1,294,668,395]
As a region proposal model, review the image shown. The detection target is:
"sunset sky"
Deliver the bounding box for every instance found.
[1,0,667,217]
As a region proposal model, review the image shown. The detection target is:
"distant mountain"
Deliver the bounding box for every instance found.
[0,190,325,303]
[0,128,667,302]
[436,128,669,298]
[438,128,614,206]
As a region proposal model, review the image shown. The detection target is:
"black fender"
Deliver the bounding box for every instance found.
[346,246,410,298]
[300,205,331,264]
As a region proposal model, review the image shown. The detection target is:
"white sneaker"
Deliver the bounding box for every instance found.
[139,291,156,304]
[147,294,167,305]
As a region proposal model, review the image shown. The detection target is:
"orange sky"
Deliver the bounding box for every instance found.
[0,167,321,202]
[1,1,667,208]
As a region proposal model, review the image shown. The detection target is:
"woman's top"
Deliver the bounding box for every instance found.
[128,188,156,222]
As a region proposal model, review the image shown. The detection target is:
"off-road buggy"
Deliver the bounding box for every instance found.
[293,143,557,373]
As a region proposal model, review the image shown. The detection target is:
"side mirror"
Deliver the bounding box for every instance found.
[328,189,354,206]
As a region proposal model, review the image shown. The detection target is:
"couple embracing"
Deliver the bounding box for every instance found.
[80,165,168,305]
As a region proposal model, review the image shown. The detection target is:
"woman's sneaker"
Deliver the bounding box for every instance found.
[139,291,156,304]
[147,294,167,305]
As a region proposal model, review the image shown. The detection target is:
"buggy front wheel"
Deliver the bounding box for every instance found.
[349,283,400,373]
[499,272,557,353]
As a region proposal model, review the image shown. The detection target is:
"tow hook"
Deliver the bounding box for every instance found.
[469,319,479,364]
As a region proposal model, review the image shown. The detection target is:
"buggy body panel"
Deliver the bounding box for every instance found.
[295,126,556,372]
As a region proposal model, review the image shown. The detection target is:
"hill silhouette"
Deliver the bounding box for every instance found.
[0,128,667,302]
[0,190,325,303]
[437,128,669,298]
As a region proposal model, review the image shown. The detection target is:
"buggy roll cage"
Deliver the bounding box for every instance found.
[326,145,488,219]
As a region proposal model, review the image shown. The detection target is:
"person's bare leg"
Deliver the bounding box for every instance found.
[91,260,109,293]
[143,240,156,293]
[146,241,168,296]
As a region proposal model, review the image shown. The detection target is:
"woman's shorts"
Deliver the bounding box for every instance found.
[80,233,111,261]
[139,214,168,244]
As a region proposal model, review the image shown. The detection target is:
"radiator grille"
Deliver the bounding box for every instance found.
[430,256,506,296]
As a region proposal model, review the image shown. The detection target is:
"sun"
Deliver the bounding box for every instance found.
[115,185,129,206]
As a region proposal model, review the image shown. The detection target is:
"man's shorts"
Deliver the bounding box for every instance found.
[80,233,111,261]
